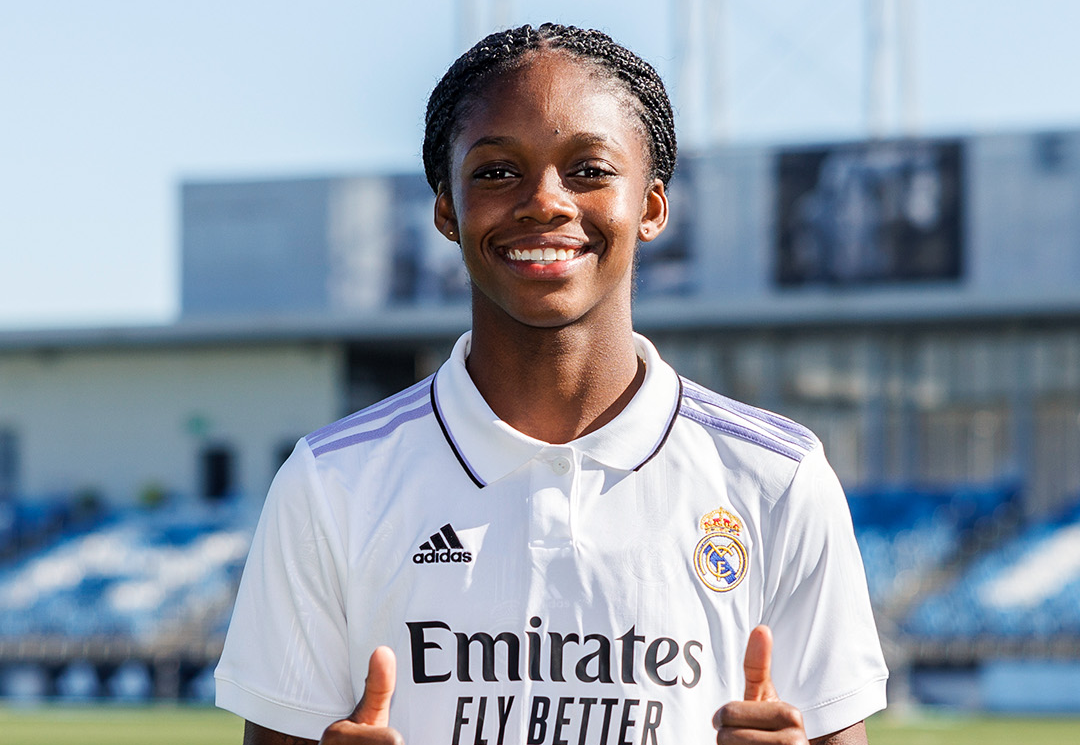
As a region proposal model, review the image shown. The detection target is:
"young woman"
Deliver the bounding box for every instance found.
[216,24,887,745]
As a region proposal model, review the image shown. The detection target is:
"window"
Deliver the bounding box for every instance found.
[200,445,235,501]
[345,346,418,414]
[0,428,17,500]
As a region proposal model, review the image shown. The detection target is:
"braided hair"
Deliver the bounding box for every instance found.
[423,23,677,194]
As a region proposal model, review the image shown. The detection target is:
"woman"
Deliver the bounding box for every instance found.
[216,24,887,745]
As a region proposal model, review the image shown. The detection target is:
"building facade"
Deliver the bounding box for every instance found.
[2,129,1079,514]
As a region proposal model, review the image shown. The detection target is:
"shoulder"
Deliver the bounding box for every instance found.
[669,377,832,507]
[304,375,436,460]
[676,376,819,463]
[262,375,439,544]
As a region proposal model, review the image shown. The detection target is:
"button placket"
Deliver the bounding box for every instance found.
[528,448,577,548]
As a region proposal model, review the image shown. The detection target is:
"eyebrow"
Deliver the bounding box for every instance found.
[464,132,619,155]
[465,135,518,153]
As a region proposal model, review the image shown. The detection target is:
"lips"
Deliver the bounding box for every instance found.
[498,234,590,265]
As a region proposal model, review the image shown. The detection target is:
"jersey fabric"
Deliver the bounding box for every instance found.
[215,332,888,743]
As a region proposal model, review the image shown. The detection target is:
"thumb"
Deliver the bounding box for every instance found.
[348,646,397,727]
[742,625,778,702]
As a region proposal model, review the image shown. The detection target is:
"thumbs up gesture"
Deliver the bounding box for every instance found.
[713,625,809,745]
[320,647,404,745]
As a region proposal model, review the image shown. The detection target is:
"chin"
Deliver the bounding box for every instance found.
[508,310,584,330]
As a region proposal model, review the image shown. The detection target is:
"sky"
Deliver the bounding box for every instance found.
[2,0,1080,330]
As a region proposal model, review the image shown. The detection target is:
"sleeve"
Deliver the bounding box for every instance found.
[759,444,889,739]
[215,440,355,740]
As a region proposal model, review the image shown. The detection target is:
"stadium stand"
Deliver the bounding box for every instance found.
[847,485,1080,711]
[847,481,1022,607]
[0,499,254,701]
[3,483,1078,707]
[0,497,86,562]
[0,504,251,642]
[903,497,1080,640]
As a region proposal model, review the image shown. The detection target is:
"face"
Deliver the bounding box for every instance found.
[435,50,668,331]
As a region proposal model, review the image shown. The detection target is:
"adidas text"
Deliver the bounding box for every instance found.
[413,549,473,564]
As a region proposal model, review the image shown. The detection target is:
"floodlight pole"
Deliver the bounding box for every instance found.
[866,0,918,138]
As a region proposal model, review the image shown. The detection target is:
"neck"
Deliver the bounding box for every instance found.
[466,311,644,444]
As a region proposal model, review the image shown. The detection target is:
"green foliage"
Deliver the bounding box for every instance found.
[137,482,168,510]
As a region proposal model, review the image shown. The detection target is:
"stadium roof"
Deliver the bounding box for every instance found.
[3,288,1080,353]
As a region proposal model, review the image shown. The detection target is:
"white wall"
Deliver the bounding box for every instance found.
[0,342,343,504]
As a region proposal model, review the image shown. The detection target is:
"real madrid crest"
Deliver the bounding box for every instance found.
[693,507,749,592]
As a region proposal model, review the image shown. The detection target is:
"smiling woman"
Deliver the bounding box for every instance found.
[437,51,668,398]
[214,23,888,745]
[425,25,675,444]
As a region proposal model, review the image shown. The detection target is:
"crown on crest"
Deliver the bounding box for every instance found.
[699,507,742,535]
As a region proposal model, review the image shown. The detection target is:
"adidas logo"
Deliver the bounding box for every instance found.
[412,523,473,564]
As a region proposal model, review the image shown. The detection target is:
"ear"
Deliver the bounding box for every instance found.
[434,185,460,243]
[638,178,668,243]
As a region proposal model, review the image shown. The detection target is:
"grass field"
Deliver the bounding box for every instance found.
[1,705,1079,744]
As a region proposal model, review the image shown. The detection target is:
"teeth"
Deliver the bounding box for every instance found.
[508,248,578,262]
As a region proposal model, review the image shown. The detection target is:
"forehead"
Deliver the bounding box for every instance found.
[455,50,644,147]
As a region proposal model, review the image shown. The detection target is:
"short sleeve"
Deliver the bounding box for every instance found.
[215,440,354,740]
[760,445,888,739]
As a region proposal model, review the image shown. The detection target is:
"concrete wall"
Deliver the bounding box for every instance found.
[182,179,333,317]
[0,342,343,504]
[968,131,1080,295]
[179,131,1080,326]
[656,131,1080,313]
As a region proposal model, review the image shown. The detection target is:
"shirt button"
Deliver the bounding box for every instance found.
[551,456,572,475]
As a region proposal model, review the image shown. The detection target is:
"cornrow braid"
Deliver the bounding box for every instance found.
[423,23,677,194]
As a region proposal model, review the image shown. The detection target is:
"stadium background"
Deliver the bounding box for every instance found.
[2,0,1080,740]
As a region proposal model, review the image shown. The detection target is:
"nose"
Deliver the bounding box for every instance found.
[513,167,576,224]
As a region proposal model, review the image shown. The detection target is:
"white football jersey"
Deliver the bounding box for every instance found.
[216,332,887,742]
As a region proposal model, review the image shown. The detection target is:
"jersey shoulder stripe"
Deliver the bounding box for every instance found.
[307,377,431,447]
[307,375,434,458]
[678,377,817,462]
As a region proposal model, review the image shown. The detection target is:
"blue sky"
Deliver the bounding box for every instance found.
[2,0,1079,330]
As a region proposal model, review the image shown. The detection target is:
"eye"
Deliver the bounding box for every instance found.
[473,164,519,181]
[569,162,615,179]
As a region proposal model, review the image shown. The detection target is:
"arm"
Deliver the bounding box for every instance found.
[745,446,886,740]
[811,721,867,745]
[245,721,317,745]
[217,443,355,738]
[242,647,403,745]
[715,710,867,745]
[715,627,871,745]
[243,720,407,745]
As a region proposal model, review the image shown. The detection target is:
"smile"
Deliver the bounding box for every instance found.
[507,247,579,263]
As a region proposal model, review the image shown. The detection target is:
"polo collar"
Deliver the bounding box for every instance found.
[431,332,681,487]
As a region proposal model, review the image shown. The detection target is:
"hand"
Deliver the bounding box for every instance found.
[319,646,405,745]
[713,625,808,745]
